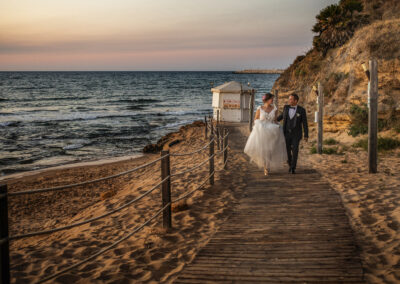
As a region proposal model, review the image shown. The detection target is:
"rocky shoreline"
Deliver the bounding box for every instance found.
[143,120,205,153]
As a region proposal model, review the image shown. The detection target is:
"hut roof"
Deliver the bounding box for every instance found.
[211,81,254,94]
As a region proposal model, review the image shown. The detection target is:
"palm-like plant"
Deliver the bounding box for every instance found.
[312,0,367,55]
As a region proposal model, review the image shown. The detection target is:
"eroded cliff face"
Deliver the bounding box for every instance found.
[273,1,400,133]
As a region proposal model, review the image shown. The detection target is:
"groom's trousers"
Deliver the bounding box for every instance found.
[285,135,300,170]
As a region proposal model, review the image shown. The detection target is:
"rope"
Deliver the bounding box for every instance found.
[9,154,169,196]
[36,202,170,284]
[170,138,214,157]
[8,125,230,282]
[9,175,169,240]
[171,153,216,178]
[173,170,215,203]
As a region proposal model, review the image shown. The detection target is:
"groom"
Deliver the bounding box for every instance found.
[277,93,308,174]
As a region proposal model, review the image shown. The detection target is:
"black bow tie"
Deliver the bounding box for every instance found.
[289,107,296,109]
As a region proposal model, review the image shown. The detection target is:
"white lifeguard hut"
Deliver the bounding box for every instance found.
[211,81,255,122]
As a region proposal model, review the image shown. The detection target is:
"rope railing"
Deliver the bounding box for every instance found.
[0,119,230,284]
[36,202,171,284]
[173,170,215,203]
[170,137,214,157]
[9,175,170,240]
[9,154,169,196]
[171,152,216,178]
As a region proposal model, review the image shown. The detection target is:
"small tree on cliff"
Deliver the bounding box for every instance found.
[312,0,368,56]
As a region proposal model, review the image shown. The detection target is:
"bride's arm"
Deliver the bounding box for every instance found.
[274,108,279,123]
[254,108,260,121]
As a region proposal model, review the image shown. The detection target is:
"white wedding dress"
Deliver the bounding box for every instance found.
[244,105,287,170]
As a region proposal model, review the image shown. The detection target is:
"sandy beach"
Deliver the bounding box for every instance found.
[3,121,400,283]
[304,126,400,283]
[5,122,251,283]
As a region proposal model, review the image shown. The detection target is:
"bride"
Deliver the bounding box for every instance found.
[244,92,287,176]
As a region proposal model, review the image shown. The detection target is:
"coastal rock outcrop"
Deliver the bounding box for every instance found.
[142,120,205,153]
[273,0,400,133]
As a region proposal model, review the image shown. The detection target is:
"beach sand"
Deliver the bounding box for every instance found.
[4,121,400,283]
[303,126,400,284]
[4,122,250,283]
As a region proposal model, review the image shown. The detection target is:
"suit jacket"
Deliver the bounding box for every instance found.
[277,105,308,140]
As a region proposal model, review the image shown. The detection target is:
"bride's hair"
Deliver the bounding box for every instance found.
[262,92,274,103]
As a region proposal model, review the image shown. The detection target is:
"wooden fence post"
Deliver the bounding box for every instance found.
[369,59,378,174]
[0,184,10,284]
[204,116,208,140]
[210,118,214,136]
[160,151,172,229]
[317,83,324,154]
[209,135,215,185]
[249,91,255,132]
[216,127,221,151]
[223,129,228,170]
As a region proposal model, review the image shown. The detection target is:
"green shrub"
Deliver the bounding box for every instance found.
[352,139,368,150]
[348,103,368,136]
[310,146,340,155]
[324,138,339,145]
[310,146,317,154]
[352,137,400,151]
[379,137,400,151]
[348,124,368,137]
[350,103,368,124]
[348,103,387,137]
[323,147,339,155]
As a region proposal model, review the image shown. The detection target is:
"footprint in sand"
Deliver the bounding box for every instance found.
[113,247,130,257]
[388,221,399,231]
[360,210,378,225]
[54,274,80,283]
[377,232,392,242]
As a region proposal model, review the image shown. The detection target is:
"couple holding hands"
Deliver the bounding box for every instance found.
[244,92,308,176]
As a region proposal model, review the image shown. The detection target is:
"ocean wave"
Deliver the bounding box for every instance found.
[63,139,92,150]
[0,111,139,125]
[8,96,92,103]
[63,144,84,150]
[117,98,161,104]
[0,121,20,127]
[165,109,210,116]
[157,120,194,130]
[126,105,145,110]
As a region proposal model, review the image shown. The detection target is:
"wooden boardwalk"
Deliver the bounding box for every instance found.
[174,125,364,283]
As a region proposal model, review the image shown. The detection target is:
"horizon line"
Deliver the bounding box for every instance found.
[0,70,285,72]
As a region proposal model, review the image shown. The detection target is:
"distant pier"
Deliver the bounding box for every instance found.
[233,69,284,74]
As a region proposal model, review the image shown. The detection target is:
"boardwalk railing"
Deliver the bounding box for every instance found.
[0,118,229,284]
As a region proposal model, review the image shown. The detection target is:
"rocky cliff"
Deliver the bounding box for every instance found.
[273,0,400,133]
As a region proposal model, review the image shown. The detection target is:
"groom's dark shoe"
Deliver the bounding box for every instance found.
[290,168,296,174]
[288,167,292,173]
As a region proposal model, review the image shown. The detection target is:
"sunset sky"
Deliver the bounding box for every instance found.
[0,0,337,71]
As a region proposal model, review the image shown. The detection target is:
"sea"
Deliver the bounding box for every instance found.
[0,71,279,176]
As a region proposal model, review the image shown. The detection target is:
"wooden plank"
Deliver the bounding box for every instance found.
[173,126,364,283]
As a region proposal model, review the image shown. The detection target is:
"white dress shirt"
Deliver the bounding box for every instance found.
[288,105,297,119]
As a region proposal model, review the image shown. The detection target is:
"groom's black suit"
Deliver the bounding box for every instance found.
[277,105,308,171]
